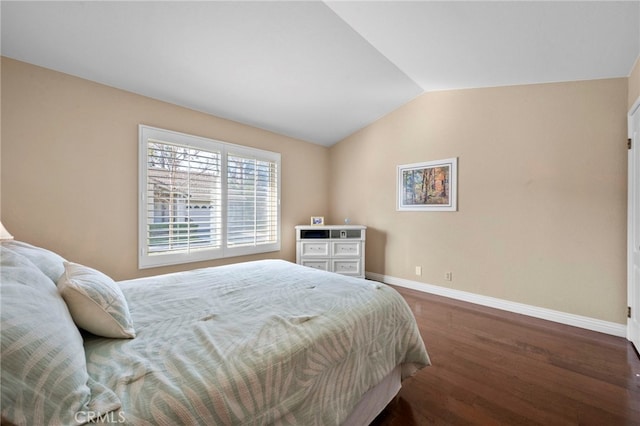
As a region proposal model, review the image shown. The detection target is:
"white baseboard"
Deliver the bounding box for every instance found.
[366,271,627,338]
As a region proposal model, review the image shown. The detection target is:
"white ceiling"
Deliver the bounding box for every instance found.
[2,1,639,146]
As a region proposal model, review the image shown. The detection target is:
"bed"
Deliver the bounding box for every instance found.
[1,240,430,425]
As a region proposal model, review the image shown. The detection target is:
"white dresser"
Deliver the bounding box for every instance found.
[295,225,366,278]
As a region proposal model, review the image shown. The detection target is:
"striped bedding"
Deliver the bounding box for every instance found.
[83,259,430,425]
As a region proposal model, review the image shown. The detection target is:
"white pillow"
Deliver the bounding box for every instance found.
[58,262,136,338]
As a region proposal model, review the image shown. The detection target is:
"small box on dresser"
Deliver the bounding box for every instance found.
[295,225,366,278]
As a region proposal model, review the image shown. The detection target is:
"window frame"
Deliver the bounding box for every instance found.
[138,125,281,269]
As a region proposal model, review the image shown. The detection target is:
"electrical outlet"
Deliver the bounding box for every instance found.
[415,266,422,276]
[445,272,452,281]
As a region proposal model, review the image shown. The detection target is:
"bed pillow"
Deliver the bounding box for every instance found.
[58,262,136,338]
[1,240,66,282]
[1,248,121,425]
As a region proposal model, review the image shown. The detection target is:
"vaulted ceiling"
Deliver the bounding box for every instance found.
[2,1,639,146]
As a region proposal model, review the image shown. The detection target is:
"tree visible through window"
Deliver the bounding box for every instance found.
[139,126,280,268]
[147,142,221,253]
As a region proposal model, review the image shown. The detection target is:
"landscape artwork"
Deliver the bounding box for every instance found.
[397,158,457,211]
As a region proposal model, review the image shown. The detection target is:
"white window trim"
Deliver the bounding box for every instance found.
[138,125,281,269]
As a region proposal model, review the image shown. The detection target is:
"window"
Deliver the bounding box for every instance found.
[139,125,280,268]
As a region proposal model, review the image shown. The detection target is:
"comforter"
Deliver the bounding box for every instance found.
[83,260,430,425]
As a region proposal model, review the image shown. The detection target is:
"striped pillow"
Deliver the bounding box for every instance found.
[58,262,136,339]
[0,248,121,425]
[2,240,66,282]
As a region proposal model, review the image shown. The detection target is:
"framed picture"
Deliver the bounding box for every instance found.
[310,216,325,225]
[397,157,457,211]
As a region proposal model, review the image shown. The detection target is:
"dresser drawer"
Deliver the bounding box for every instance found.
[331,241,361,257]
[300,241,330,257]
[301,259,330,271]
[332,259,362,276]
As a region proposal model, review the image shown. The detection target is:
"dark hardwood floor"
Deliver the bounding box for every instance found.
[372,286,640,426]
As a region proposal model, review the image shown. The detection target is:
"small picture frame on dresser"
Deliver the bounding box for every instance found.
[310,216,324,226]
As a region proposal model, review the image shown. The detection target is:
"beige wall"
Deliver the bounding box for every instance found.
[630,56,640,110]
[329,78,629,324]
[1,56,633,324]
[1,57,330,280]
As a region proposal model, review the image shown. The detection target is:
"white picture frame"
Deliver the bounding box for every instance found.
[397,157,458,211]
[310,216,325,225]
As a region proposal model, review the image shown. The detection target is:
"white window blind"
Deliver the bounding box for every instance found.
[139,126,280,268]
[146,142,222,255]
[227,152,279,249]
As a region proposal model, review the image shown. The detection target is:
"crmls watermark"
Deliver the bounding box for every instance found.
[74,411,126,424]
